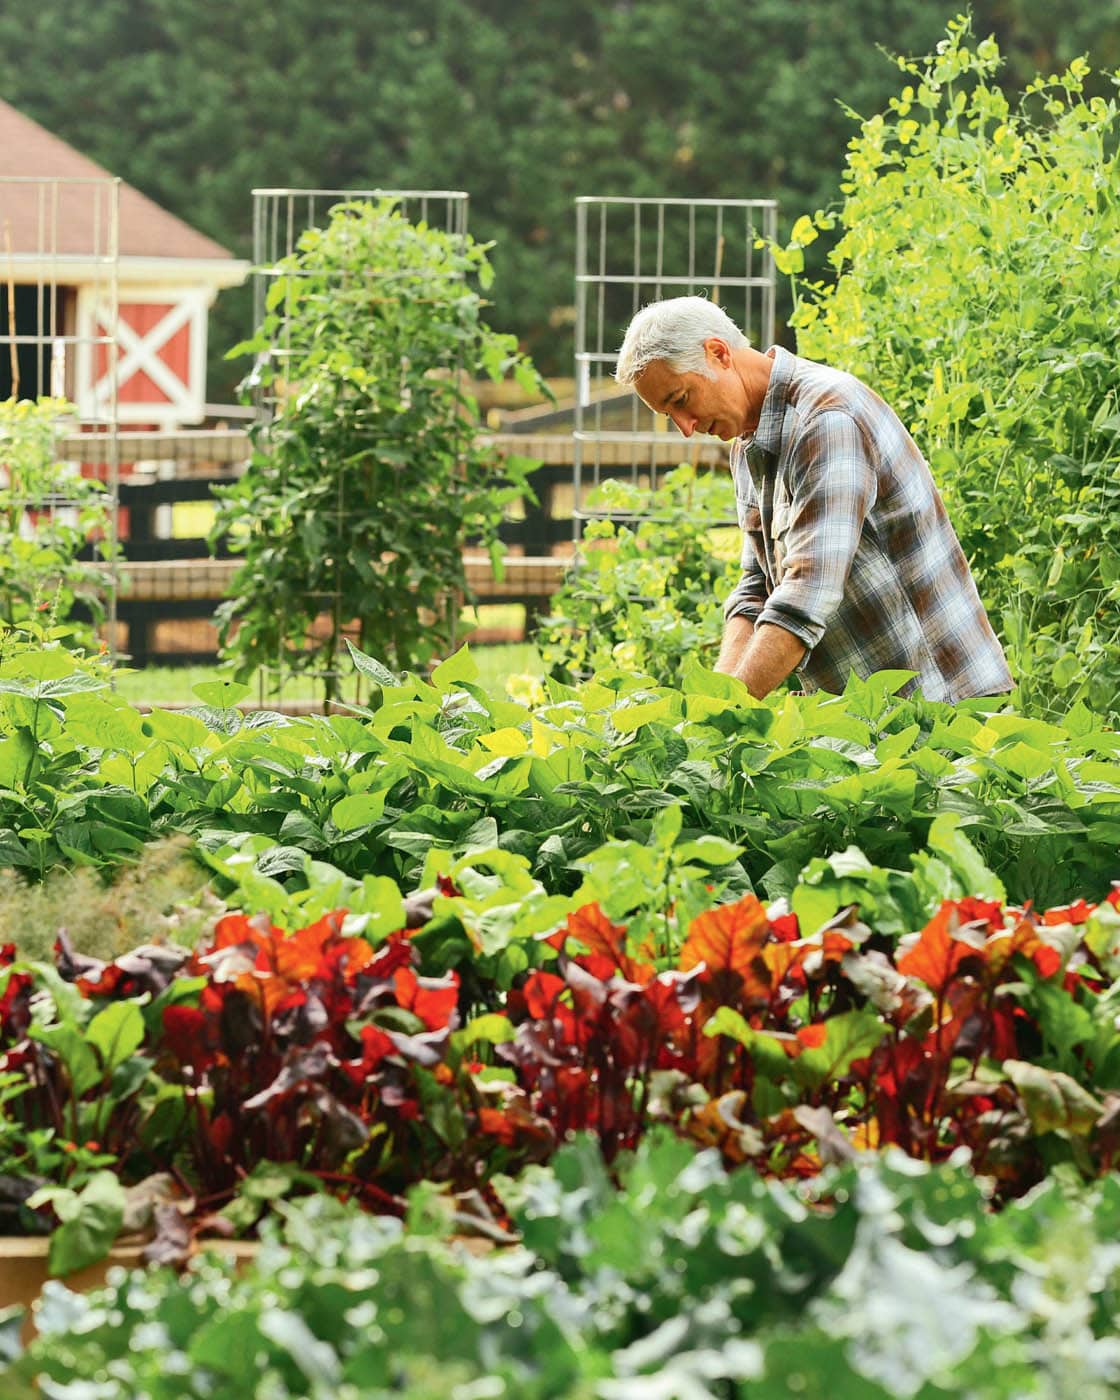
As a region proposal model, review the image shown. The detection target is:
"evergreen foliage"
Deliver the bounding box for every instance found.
[3,3,1118,383]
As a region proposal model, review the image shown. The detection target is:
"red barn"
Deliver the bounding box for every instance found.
[0,99,247,425]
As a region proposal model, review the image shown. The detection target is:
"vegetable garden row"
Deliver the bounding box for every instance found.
[2,631,1120,1395]
[4,25,1120,1390]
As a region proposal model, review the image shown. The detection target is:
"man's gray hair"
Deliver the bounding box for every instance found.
[614,296,750,386]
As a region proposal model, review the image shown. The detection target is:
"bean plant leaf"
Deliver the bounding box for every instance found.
[675,835,744,866]
[192,679,251,708]
[430,646,480,692]
[344,638,399,687]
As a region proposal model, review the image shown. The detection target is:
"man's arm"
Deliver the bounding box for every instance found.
[715,618,806,698]
[716,614,754,673]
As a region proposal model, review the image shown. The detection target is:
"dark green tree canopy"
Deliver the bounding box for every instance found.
[1,1,1118,382]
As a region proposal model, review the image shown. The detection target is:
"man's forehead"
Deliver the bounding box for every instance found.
[633,359,681,408]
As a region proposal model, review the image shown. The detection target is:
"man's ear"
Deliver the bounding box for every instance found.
[704,336,732,369]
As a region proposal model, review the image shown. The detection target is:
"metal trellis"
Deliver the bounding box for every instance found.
[572,195,778,537]
[0,174,121,657]
[247,187,471,703]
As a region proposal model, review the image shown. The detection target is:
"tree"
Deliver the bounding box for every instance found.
[1,1,1119,384]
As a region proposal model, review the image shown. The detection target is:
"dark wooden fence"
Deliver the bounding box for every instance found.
[67,422,723,667]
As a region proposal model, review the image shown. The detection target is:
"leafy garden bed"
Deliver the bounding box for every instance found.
[4,1135,1120,1397]
[3,876,1120,1269]
[2,638,1118,915]
[1,637,1120,1392]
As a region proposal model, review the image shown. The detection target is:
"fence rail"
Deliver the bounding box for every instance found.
[117,554,568,603]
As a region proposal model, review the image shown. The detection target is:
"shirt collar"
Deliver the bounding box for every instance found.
[743,345,793,458]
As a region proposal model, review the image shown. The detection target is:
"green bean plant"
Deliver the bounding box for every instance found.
[770,17,1120,723]
[535,464,741,687]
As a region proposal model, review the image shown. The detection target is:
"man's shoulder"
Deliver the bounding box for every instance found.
[785,352,868,421]
[781,353,909,464]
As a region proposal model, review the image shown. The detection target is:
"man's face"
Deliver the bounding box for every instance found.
[632,337,753,441]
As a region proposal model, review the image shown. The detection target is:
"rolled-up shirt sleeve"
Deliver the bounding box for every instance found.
[756,411,878,652]
[723,532,768,623]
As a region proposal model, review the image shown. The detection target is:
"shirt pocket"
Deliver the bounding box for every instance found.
[742,503,768,575]
[733,472,755,530]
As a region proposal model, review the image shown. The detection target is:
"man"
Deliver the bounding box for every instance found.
[613,296,1012,702]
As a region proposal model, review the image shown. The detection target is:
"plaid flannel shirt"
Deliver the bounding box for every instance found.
[724,347,1012,701]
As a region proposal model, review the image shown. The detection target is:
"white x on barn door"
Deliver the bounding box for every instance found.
[76,286,209,425]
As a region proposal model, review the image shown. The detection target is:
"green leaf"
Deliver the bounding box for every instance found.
[86,1001,145,1076]
[675,834,745,865]
[1003,1059,1103,1136]
[191,679,251,708]
[0,1304,24,1365]
[792,1010,888,1091]
[612,694,672,733]
[142,707,212,750]
[29,1023,100,1097]
[331,791,389,832]
[258,1309,342,1388]
[650,803,683,850]
[344,638,399,687]
[703,1007,792,1079]
[874,724,920,762]
[46,1171,126,1277]
[925,813,1005,902]
[430,645,480,692]
[454,1013,515,1050]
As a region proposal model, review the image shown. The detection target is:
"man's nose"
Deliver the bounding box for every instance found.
[669,409,696,438]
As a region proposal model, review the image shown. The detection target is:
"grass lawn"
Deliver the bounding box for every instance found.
[110,641,545,708]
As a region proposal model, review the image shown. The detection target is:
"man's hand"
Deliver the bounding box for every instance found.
[714,618,806,699]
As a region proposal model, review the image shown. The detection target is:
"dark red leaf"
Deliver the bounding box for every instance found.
[365,931,415,980]
[989,1006,1019,1061]
[162,1005,212,1070]
[208,1112,234,1157]
[392,967,459,1031]
[357,1024,394,1073]
[0,970,33,1040]
[523,971,566,1020]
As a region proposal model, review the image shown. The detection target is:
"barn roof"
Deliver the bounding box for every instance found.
[0,98,234,262]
